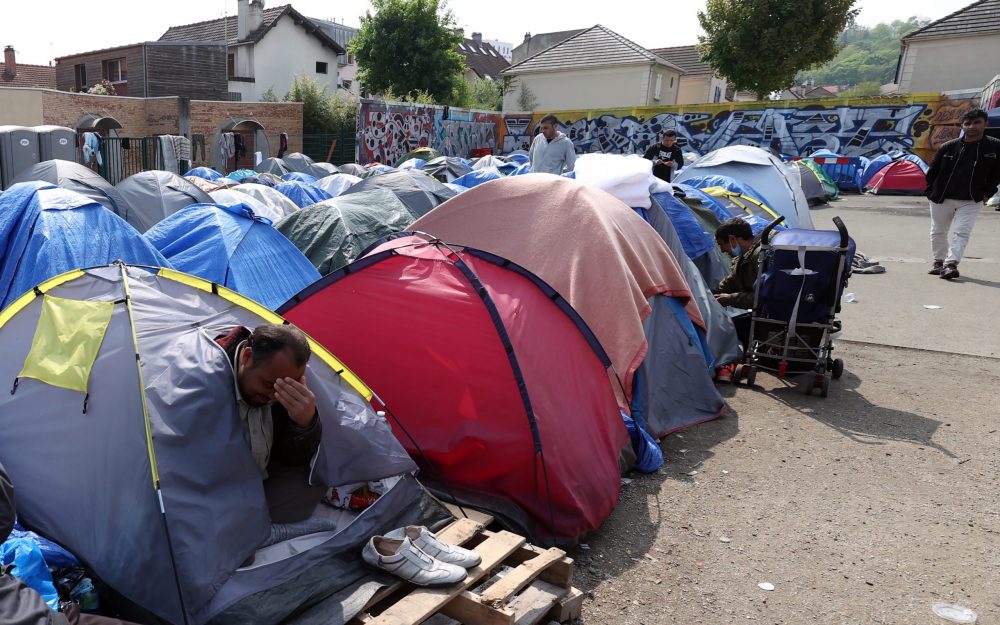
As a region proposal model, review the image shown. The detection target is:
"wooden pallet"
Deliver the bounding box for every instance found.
[348,512,583,625]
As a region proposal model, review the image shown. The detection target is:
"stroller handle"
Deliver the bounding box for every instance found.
[760,215,786,244]
[832,216,849,248]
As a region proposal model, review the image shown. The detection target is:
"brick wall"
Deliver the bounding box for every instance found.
[145,97,180,135]
[41,91,150,135]
[190,100,303,160]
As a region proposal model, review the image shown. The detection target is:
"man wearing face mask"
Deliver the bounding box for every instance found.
[713,217,761,310]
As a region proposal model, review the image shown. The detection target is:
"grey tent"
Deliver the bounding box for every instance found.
[342,170,457,218]
[0,264,450,625]
[791,160,829,206]
[276,187,419,275]
[255,157,290,176]
[11,159,131,222]
[421,156,472,183]
[232,183,301,219]
[310,162,341,178]
[282,153,340,179]
[338,163,367,177]
[115,170,212,232]
[209,188,286,223]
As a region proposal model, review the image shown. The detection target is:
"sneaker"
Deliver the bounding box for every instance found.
[940,263,960,280]
[928,260,944,275]
[361,535,467,586]
[715,365,733,383]
[385,526,482,568]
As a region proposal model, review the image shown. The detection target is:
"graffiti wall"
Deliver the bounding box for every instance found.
[501,93,977,164]
[356,99,501,164]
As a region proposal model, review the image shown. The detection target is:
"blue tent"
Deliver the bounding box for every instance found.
[184,167,223,181]
[0,182,169,308]
[397,158,427,170]
[227,169,257,182]
[507,153,530,165]
[509,162,532,176]
[673,183,774,236]
[806,150,869,192]
[282,172,319,184]
[275,181,333,208]
[676,174,771,209]
[452,167,503,189]
[650,192,717,261]
[144,203,321,310]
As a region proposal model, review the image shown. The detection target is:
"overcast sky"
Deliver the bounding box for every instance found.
[3,0,970,65]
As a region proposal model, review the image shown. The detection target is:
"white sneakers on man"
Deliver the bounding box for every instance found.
[362,535,467,587]
[385,526,482,568]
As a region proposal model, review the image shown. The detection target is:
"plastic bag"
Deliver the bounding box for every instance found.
[622,412,664,473]
[0,536,59,610]
[11,523,79,569]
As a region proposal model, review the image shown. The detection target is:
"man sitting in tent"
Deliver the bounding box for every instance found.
[712,218,761,381]
[215,324,326,523]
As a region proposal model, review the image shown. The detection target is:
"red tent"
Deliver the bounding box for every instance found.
[280,234,627,543]
[866,160,926,195]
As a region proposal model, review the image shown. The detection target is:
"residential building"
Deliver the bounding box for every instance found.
[1,46,56,89]
[896,0,1000,93]
[651,45,729,104]
[483,38,514,62]
[501,25,684,112]
[512,29,584,64]
[459,33,511,83]
[54,42,227,99]
[310,18,360,93]
[159,1,345,101]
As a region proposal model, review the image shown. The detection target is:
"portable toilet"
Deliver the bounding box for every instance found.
[0,125,40,189]
[36,125,77,163]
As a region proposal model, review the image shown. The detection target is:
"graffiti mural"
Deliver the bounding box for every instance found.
[502,94,976,164]
[356,99,502,164]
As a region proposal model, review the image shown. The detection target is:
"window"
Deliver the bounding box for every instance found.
[227,53,235,78]
[341,79,352,89]
[227,91,243,101]
[102,57,126,83]
[316,61,328,74]
[654,74,663,100]
[74,64,87,90]
[714,86,722,103]
[669,75,674,88]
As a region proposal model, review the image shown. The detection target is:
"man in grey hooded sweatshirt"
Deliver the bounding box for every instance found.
[529,115,577,174]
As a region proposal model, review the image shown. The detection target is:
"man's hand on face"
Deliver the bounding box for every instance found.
[274,376,317,427]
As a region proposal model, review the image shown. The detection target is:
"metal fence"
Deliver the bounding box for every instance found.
[302,128,357,166]
[97,137,190,185]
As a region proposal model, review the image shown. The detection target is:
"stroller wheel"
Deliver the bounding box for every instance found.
[820,374,831,398]
[832,359,844,380]
[742,365,756,386]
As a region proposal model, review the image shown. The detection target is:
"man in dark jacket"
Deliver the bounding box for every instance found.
[643,130,685,182]
[925,108,1000,280]
[712,218,762,382]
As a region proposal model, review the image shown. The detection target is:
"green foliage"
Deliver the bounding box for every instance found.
[352,0,466,103]
[797,18,929,87]
[260,87,280,102]
[373,87,438,105]
[86,79,116,96]
[516,80,537,111]
[838,81,882,98]
[284,75,359,134]
[698,0,860,99]
[468,78,503,111]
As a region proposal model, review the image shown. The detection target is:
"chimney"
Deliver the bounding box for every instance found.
[248,0,265,34]
[237,0,249,40]
[3,46,15,79]
[471,32,482,47]
[523,32,531,43]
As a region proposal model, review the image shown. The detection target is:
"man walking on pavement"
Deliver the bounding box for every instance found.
[925,108,1000,280]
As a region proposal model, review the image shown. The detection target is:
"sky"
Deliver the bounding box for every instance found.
[2,0,972,66]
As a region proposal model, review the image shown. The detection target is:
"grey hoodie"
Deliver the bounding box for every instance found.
[529,131,577,174]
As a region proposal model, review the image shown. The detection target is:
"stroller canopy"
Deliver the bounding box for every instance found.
[342,170,457,217]
[11,159,131,221]
[144,202,321,310]
[115,170,212,232]
[280,234,627,542]
[0,182,167,308]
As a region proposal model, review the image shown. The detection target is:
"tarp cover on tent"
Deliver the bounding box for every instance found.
[652,191,727,288]
[210,188,285,223]
[276,188,420,275]
[280,234,627,541]
[115,170,212,232]
[11,159,132,222]
[231,183,301,219]
[675,146,812,229]
[451,167,503,189]
[184,166,223,180]
[144,202,321,310]
[283,172,318,184]
[275,181,333,208]
[0,264,448,625]
[316,173,363,198]
[410,175,724,433]
[421,156,473,183]
[342,170,457,217]
[0,182,168,308]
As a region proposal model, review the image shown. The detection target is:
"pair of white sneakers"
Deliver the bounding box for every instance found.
[362,525,481,587]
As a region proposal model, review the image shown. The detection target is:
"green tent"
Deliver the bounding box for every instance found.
[800,158,840,201]
[394,147,441,167]
[276,187,419,275]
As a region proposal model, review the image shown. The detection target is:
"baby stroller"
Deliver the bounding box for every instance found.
[741,216,856,396]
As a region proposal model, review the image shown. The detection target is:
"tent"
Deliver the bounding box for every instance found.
[144,202,321,310]
[186,176,227,193]
[396,158,426,171]
[506,152,530,165]
[231,183,301,219]
[281,152,316,173]
[0,182,167,308]
[10,160,131,221]
[310,162,340,178]
[865,160,926,195]
[316,173,363,198]
[473,155,517,174]
[451,167,503,189]
[859,152,928,188]
[799,159,839,201]
[275,181,333,208]
[279,234,627,542]
[276,188,420,275]
[790,160,830,206]
[227,169,257,182]
[421,156,473,183]
[115,170,212,233]
[675,145,813,228]
[394,147,441,167]
[360,164,395,179]
[338,163,367,176]
[255,157,290,176]
[806,149,868,192]
[209,188,285,223]
[184,166,223,181]
[700,187,780,233]
[342,170,457,217]
[651,190,728,289]
[0,263,448,625]
[660,173,771,210]
[410,175,724,438]
[244,172,282,187]
[282,172,319,185]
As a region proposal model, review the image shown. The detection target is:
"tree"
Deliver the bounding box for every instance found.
[284,75,335,134]
[351,0,466,103]
[516,81,537,111]
[698,0,860,99]
[838,81,881,98]
[468,77,504,111]
[260,87,280,102]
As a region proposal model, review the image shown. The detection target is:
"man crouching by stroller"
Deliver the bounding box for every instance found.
[712,217,760,382]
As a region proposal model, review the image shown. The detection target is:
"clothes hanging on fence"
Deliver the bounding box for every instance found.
[121,138,131,150]
[233,133,247,159]
[219,132,233,167]
[172,135,192,161]
[82,132,103,166]
[159,135,178,174]
[192,134,206,162]
[278,132,288,158]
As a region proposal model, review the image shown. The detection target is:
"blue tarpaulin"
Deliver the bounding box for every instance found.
[452,167,503,189]
[282,172,319,184]
[0,182,169,308]
[676,174,771,209]
[144,202,321,310]
[275,181,332,208]
[650,192,717,260]
[184,167,223,181]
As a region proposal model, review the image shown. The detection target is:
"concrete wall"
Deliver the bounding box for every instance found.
[250,15,341,100]
[899,34,1000,93]
[0,88,44,125]
[645,66,681,106]
[503,65,652,112]
[677,75,730,105]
